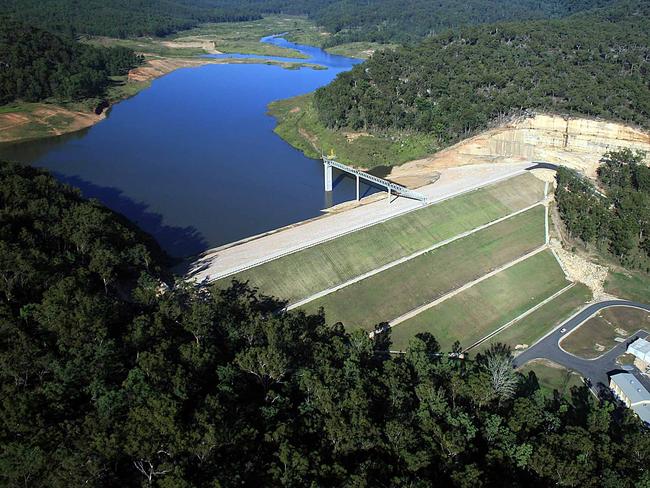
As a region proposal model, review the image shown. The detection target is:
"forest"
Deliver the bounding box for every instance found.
[0,0,265,38]
[1,159,649,486]
[311,0,616,46]
[556,150,650,271]
[0,0,614,41]
[0,20,142,105]
[314,0,650,143]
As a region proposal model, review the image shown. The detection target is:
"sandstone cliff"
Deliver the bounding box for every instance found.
[390,114,650,186]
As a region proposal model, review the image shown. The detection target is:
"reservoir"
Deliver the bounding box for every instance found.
[0,37,365,257]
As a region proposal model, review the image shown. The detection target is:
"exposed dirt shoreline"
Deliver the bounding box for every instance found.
[0,56,321,145]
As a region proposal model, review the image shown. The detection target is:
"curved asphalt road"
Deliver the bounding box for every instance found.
[526,162,560,172]
[513,300,650,391]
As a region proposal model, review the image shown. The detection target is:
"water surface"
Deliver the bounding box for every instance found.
[0,38,368,257]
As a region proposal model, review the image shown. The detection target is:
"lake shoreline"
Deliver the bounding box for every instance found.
[0,37,368,258]
[0,55,326,146]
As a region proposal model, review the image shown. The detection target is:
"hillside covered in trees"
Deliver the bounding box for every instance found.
[0,0,263,38]
[2,159,650,486]
[0,20,142,105]
[557,150,650,271]
[0,0,615,42]
[314,0,650,144]
[311,0,616,46]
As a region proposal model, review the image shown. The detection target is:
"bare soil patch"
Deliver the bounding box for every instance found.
[0,105,103,143]
[160,40,222,54]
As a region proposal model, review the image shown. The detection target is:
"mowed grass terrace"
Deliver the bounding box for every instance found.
[214,173,545,304]
[473,283,592,354]
[389,250,569,351]
[302,205,546,331]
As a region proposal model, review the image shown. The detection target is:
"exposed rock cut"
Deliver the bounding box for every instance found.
[388,113,650,184]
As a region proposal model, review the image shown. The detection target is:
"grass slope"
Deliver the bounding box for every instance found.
[390,250,568,351]
[518,360,584,398]
[303,205,545,330]
[474,283,592,354]
[605,270,650,303]
[216,173,544,303]
[268,93,440,168]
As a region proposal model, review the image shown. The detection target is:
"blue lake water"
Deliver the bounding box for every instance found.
[0,38,367,257]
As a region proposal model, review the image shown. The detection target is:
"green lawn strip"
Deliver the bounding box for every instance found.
[390,250,568,352]
[303,205,546,331]
[518,360,584,398]
[473,283,592,355]
[604,270,650,303]
[560,306,650,359]
[216,173,544,303]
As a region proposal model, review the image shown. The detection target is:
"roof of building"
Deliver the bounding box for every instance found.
[632,403,650,424]
[628,337,650,363]
[610,371,650,406]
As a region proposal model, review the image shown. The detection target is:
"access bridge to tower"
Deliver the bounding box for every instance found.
[322,155,428,204]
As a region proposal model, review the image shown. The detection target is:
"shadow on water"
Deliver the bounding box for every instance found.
[0,127,93,162]
[55,174,209,258]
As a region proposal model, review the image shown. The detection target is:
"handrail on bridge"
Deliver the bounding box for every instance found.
[322,156,428,203]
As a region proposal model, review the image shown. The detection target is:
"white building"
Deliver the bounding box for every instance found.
[628,337,650,372]
[609,372,650,425]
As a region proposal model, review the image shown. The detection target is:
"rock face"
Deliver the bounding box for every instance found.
[390,114,650,184]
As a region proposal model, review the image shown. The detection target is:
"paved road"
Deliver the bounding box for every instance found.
[527,162,559,172]
[514,300,650,391]
[187,163,532,283]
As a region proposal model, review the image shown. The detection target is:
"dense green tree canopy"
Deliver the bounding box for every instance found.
[0,20,142,105]
[0,0,265,38]
[556,149,650,270]
[314,0,650,142]
[1,160,649,486]
[0,0,615,41]
[312,0,617,46]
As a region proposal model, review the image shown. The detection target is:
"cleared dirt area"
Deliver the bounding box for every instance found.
[302,206,545,331]
[160,40,222,54]
[561,306,650,359]
[214,173,544,303]
[389,250,569,352]
[475,283,592,354]
[0,104,104,143]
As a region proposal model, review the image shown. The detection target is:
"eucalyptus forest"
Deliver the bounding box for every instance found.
[1,0,650,486]
[1,161,649,486]
[557,150,650,270]
[314,0,650,144]
[0,20,142,105]
[0,0,615,41]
